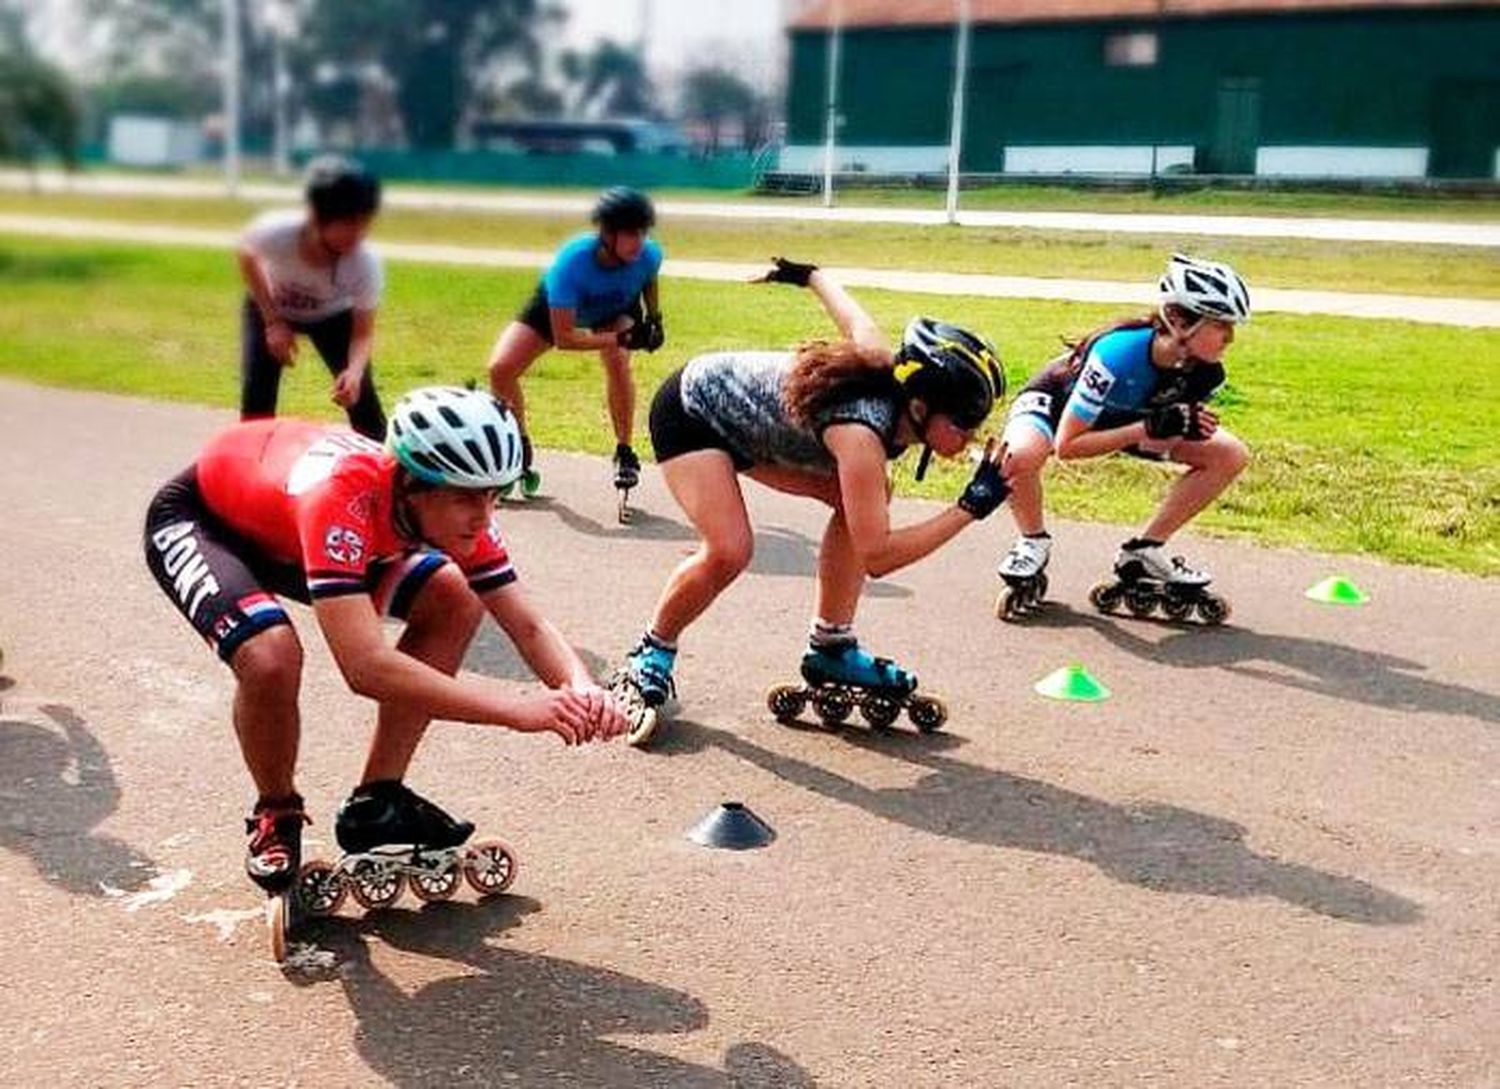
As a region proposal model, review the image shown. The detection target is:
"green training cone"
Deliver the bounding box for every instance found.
[1034,664,1111,702]
[1305,576,1369,606]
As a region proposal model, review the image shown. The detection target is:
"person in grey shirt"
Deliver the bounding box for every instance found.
[613,258,1012,746]
[237,156,386,439]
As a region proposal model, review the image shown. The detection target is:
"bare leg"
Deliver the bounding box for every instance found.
[359,564,485,784]
[228,625,303,799]
[999,421,1054,536]
[600,341,636,448]
[486,322,551,437]
[1141,428,1250,542]
[815,507,864,625]
[649,451,754,641]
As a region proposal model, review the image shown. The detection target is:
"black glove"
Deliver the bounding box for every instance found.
[1144,402,1204,440]
[617,315,663,353]
[957,455,1011,520]
[758,257,818,287]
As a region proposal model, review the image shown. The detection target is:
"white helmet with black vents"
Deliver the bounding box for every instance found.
[1159,253,1251,324]
[387,387,525,488]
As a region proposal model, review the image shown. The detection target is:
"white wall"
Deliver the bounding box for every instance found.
[108,116,204,167]
[778,145,951,173]
[1255,146,1428,178]
[1002,146,1196,175]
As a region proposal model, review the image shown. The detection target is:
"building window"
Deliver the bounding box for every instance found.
[1104,31,1158,67]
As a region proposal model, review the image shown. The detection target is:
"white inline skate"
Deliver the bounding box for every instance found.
[1089,540,1230,625]
[994,533,1052,621]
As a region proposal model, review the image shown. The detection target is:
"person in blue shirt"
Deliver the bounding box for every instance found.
[486,187,664,499]
[994,254,1252,612]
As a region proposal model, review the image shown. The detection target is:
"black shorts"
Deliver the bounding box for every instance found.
[144,468,447,663]
[648,368,753,471]
[516,283,645,344]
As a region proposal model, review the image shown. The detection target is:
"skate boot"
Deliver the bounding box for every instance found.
[296,782,517,916]
[610,634,677,748]
[245,794,311,964]
[499,436,543,501]
[1089,539,1230,625]
[767,642,948,733]
[613,443,641,524]
[995,533,1052,621]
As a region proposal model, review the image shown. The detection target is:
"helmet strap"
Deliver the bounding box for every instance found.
[914,444,934,482]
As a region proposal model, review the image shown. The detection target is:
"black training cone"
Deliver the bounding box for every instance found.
[687,802,775,850]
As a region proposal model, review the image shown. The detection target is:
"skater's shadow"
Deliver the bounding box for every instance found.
[0,703,159,896]
[463,625,612,683]
[1034,604,1500,726]
[686,721,1419,926]
[500,494,696,542]
[313,898,816,1087]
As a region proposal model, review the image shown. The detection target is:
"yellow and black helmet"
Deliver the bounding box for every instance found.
[892,317,1004,430]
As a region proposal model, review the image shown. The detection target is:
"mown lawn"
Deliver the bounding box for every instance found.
[1,235,1496,574]
[3,189,1498,301]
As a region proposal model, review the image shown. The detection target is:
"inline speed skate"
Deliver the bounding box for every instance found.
[245,794,311,964]
[609,634,677,748]
[294,782,516,919]
[994,533,1051,621]
[767,643,947,733]
[1089,540,1230,625]
[613,443,641,524]
[498,435,542,501]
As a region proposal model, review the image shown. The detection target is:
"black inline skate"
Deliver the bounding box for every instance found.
[294,781,517,918]
[994,533,1052,621]
[1088,540,1230,625]
[766,642,947,733]
[245,793,311,963]
[613,443,642,524]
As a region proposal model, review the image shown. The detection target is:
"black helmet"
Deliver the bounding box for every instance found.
[592,186,655,232]
[304,155,381,222]
[893,317,1004,430]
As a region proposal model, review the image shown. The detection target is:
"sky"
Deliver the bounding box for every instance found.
[556,0,791,86]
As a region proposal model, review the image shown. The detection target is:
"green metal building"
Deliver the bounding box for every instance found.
[782,0,1500,179]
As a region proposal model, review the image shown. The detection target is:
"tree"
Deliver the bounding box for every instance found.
[0,7,81,164]
[560,39,657,119]
[297,0,563,148]
[679,66,763,151]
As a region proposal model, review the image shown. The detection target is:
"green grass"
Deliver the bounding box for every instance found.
[4,189,1499,301]
[1,234,1496,574]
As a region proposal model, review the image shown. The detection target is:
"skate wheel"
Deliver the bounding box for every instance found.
[617,494,633,525]
[1125,586,1157,617]
[907,695,948,734]
[1196,595,1231,625]
[859,694,902,730]
[811,688,853,726]
[1161,596,1194,622]
[625,702,660,748]
[409,865,462,903]
[1034,573,1049,604]
[766,683,807,724]
[1089,581,1123,613]
[463,839,518,897]
[266,892,291,964]
[996,587,1020,622]
[296,859,346,917]
[349,863,405,910]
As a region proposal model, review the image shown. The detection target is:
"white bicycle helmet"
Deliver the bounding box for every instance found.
[387,387,525,488]
[1158,253,1251,324]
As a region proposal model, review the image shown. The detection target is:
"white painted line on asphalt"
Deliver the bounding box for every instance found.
[3,213,1496,327]
[5,168,1498,247]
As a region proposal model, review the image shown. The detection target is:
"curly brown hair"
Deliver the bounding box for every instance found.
[781,339,897,428]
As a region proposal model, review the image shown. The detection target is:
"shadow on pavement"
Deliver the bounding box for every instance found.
[306,897,816,1087]
[0,702,159,896]
[682,720,1420,927]
[498,494,695,543]
[463,626,612,683]
[1034,603,1499,725]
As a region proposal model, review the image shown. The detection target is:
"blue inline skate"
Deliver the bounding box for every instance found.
[609,635,677,748]
[767,643,948,733]
[294,781,517,918]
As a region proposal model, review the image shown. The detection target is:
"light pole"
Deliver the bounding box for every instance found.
[821,0,842,208]
[221,0,241,194]
[945,0,972,225]
[262,1,299,178]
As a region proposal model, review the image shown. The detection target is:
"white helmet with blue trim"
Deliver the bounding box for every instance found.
[387,387,525,488]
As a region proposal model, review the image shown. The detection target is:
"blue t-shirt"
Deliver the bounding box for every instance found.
[542,233,663,327]
[1063,326,1163,427]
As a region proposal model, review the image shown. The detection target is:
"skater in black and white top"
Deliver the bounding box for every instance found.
[613,258,1012,746]
[237,156,387,439]
[993,254,1252,623]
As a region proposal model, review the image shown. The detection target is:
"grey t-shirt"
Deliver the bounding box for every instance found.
[679,350,904,475]
[241,209,383,323]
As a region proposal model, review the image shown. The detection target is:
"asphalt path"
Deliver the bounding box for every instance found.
[1,379,1496,1086]
[4,212,1497,328]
